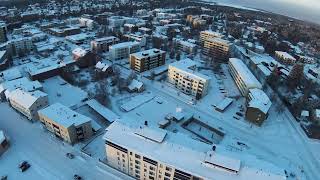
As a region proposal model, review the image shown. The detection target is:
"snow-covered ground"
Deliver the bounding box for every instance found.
[0,103,132,180]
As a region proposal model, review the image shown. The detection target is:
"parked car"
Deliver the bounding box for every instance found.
[74,174,82,180]
[19,161,31,172]
[66,153,75,159]
[1,175,7,180]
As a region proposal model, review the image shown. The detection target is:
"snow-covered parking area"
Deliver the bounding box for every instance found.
[0,103,132,180]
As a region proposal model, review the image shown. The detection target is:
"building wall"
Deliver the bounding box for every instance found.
[168,66,209,99]
[245,107,267,125]
[203,39,231,61]
[130,51,166,73]
[0,24,8,43]
[105,140,204,180]
[38,114,92,144]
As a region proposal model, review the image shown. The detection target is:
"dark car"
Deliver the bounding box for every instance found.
[19,161,31,172]
[74,174,82,180]
[66,153,75,159]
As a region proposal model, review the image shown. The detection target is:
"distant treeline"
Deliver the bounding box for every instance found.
[0,0,50,8]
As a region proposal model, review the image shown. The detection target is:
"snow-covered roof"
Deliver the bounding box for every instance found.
[38,103,91,127]
[128,79,144,91]
[120,93,154,112]
[0,68,22,83]
[110,41,140,49]
[86,99,120,122]
[229,58,262,89]
[104,121,286,180]
[130,48,165,59]
[301,110,309,117]
[248,88,271,114]
[8,89,47,109]
[215,97,233,111]
[93,36,118,43]
[72,47,87,57]
[315,109,320,118]
[169,58,211,81]
[0,77,42,94]
[134,126,167,143]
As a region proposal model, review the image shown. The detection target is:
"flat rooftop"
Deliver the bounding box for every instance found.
[169,58,211,81]
[130,48,165,59]
[38,103,91,128]
[104,121,286,180]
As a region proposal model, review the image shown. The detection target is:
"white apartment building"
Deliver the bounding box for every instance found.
[104,121,286,180]
[203,38,233,61]
[174,38,197,55]
[7,37,33,57]
[124,34,147,47]
[0,22,8,43]
[168,59,210,99]
[275,51,296,65]
[8,89,48,120]
[129,48,166,73]
[91,36,119,53]
[200,30,223,45]
[38,103,93,144]
[110,41,141,61]
[228,58,262,96]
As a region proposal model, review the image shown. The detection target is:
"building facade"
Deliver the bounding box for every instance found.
[129,48,166,73]
[8,89,48,120]
[104,121,286,180]
[38,103,93,144]
[203,38,232,61]
[275,51,296,65]
[0,130,9,156]
[110,42,141,61]
[0,22,8,43]
[199,30,223,46]
[91,36,119,53]
[7,37,34,57]
[168,59,210,99]
[228,58,262,96]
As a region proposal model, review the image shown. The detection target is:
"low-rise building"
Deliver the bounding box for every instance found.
[110,41,141,61]
[91,36,119,53]
[38,103,93,144]
[8,89,48,120]
[229,58,262,96]
[203,38,233,61]
[124,34,147,48]
[275,51,296,65]
[104,121,286,180]
[168,59,210,99]
[246,88,272,125]
[0,130,9,156]
[129,48,166,73]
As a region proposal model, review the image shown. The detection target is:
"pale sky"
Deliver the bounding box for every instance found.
[211,0,320,24]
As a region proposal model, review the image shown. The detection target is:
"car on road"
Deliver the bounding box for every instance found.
[19,161,31,172]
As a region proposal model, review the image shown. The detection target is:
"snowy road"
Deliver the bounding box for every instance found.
[0,103,132,180]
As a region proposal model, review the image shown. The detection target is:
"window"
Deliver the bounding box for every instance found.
[135,154,141,159]
[165,172,171,177]
[166,167,172,172]
[130,152,132,155]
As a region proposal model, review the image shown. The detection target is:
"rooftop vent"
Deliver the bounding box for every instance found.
[142,53,149,56]
[144,120,148,126]
[153,50,160,53]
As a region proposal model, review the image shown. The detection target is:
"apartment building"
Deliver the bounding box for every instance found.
[0,22,8,43]
[168,59,210,99]
[104,121,286,180]
[7,37,34,57]
[110,41,141,61]
[199,30,223,45]
[129,48,166,73]
[91,36,119,53]
[8,89,48,120]
[275,51,296,65]
[228,58,262,96]
[203,38,233,61]
[173,39,197,55]
[246,88,272,125]
[124,34,147,48]
[38,103,93,144]
[0,50,8,71]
